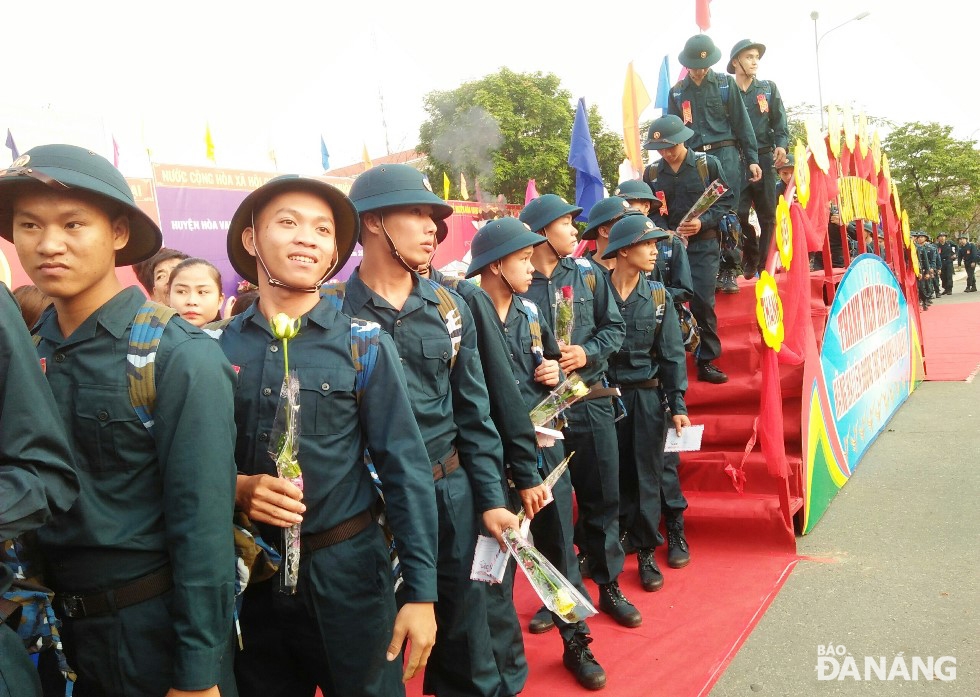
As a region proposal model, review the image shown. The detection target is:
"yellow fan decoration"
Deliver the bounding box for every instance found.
[826,103,842,159]
[842,104,856,152]
[775,195,794,271]
[857,112,869,158]
[794,140,810,208]
[871,130,882,176]
[909,238,920,277]
[901,209,911,250]
[805,117,829,173]
[755,271,784,352]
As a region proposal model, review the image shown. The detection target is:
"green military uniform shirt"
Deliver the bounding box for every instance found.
[650,149,737,233]
[522,257,626,387]
[216,300,439,602]
[606,275,688,416]
[33,287,237,689]
[668,70,759,164]
[340,270,507,513]
[737,78,789,153]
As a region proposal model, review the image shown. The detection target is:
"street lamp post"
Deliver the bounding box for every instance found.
[811,10,871,128]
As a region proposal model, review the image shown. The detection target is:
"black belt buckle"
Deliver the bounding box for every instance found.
[58,594,86,619]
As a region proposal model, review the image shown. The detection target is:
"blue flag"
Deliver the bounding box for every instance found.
[568,98,604,223]
[5,129,19,160]
[655,56,671,113]
[320,136,330,171]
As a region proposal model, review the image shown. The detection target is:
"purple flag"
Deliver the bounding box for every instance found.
[5,129,19,160]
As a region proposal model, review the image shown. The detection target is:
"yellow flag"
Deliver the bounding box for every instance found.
[362,144,372,169]
[622,62,652,173]
[205,123,215,163]
[460,173,469,200]
[443,172,451,200]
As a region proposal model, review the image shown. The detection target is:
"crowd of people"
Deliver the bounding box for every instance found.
[1,31,961,697]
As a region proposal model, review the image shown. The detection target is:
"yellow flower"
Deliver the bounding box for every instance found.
[271,313,301,340]
[552,589,576,617]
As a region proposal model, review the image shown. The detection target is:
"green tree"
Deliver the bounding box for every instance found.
[884,122,980,237]
[417,68,623,205]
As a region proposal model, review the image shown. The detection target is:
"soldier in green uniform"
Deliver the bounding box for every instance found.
[580,196,632,273]
[424,221,545,697]
[465,217,608,691]
[0,283,78,697]
[914,233,934,310]
[644,115,735,384]
[519,194,640,628]
[216,175,439,697]
[957,235,976,291]
[341,164,519,697]
[1,144,238,697]
[728,39,789,278]
[668,34,761,292]
[602,213,690,592]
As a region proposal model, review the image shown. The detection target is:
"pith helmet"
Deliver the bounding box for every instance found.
[227,175,358,285]
[582,197,631,241]
[518,194,582,233]
[465,217,545,278]
[0,144,162,266]
[679,34,722,69]
[728,39,767,74]
[602,212,669,259]
[643,115,695,151]
[614,179,662,206]
[349,164,453,220]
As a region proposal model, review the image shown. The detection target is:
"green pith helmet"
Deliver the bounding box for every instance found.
[678,34,722,70]
[727,39,767,74]
[602,212,669,259]
[465,217,545,278]
[613,179,661,205]
[518,193,583,233]
[227,175,359,285]
[643,115,696,151]
[348,164,453,220]
[776,153,795,171]
[0,144,162,266]
[435,217,449,243]
[582,197,632,241]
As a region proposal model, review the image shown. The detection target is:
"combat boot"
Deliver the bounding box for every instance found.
[637,549,664,592]
[597,580,642,627]
[562,633,607,690]
[665,518,691,569]
[528,605,555,634]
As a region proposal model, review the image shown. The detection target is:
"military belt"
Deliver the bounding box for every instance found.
[301,508,374,554]
[55,565,172,620]
[758,146,774,155]
[696,139,736,152]
[616,378,660,390]
[432,447,461,481]
[581,383,622,402]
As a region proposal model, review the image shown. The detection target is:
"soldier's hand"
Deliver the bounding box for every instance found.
[558,345,587,372]
[166,688,220,697]
[388,602,436,682]
[235,474,305,527]
[482,508,521,550]
[677,218,702,237]
[672,413,692,436]
[534,358,561,386]
[518,483,551,520]
[748,163,763,182]
[773,147,788,168]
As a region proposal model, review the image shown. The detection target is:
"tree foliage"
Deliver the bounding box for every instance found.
[417,68,623,205]
[884,122,980,237]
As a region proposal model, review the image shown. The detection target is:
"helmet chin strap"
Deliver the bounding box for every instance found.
[540,231,566,260]
[380,214,428,275]
[251,213,336,293]
[497,267,519,295]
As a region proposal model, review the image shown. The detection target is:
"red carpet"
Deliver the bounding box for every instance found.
[920,299,980,381]
[401,519,798,697]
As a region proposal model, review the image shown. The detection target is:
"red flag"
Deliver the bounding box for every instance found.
[696,0,711,31]
[112,136,120,168]
[524,179,538,207]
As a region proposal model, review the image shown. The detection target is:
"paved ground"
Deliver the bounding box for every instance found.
[711,276,979,696]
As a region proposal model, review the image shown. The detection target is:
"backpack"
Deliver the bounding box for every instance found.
[573,257,597,292]
[655,241,702,355]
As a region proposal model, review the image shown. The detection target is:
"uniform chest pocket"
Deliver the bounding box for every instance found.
[418,335,452,398]
[572,295,594,333]
[73,385,147,474]
[297,367,356,436]
[628,318,657,351]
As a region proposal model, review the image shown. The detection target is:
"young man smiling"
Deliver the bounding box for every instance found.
[215,175,439,697]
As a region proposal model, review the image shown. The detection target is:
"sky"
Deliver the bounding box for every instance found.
[2,0,976,182]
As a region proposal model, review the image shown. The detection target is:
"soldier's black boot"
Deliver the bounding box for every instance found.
[562,633,607,690]
[597,580,642,627]
[528,605,555,634]
[666,517,691,569]
[637,549,664,592]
